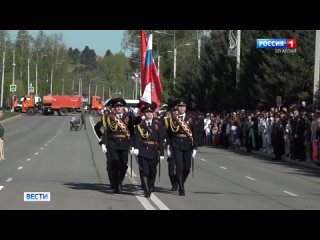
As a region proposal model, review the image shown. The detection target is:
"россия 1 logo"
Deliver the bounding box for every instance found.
[256,38,296,53]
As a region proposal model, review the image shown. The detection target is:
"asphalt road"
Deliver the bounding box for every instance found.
[1,114,320,210]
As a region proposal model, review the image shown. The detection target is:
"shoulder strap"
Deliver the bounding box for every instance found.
[175,115,193,142]
[109,114,130,139]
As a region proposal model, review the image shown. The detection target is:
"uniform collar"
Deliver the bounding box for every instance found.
[145,118,153,125]
[179,113,186,119]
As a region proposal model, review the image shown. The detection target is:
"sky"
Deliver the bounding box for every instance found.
[9,30,125,56]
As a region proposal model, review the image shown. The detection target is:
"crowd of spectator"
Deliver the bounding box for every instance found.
[189,105,320,166]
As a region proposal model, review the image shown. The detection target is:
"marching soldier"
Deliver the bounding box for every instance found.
[100,98,137,193]
[94,98,115,189]
[166,98,197,196]
[163,99,179,191]
[132,102,165,198]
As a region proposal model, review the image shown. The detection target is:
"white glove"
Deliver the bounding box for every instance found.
[192,149,197,158]
[102,144,107,153]
[129,147,134,155]
[141,116,145,120]
[133,148,139,156]
[167,146,172,158]
[160,156,165,161]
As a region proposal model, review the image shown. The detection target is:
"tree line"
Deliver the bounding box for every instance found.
[0,30,134,108]
[124,30,317,112]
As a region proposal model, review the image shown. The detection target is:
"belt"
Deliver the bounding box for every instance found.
[142,140,157,145]
[174,134,188,138]
[111,134,127,138]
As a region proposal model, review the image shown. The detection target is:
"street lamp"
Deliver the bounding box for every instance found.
[154,30,176,90]
[157,43,192,88]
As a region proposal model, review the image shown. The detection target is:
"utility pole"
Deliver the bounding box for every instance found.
[197,30,201,60]
[50,68,53,94]
[12,49,16,111]
[314,30,320,103]
[95,84,97,96]
[88,83,91,104]
[102,84,105,100]
[173,30,176,91]
[1,51,5,107]
[35,63,38,96]
[236,30,241,89]
[27,58,30,95]
[62,78,64,95]
[78,75,81,95]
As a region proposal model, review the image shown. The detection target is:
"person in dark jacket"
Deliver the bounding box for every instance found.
[80,110,86,130]
[165,98,197,196]
[163,99,179,191]
[132,102,165,198]
[271,113,285,160]
[94,99,115,189]
[100,98,137,193]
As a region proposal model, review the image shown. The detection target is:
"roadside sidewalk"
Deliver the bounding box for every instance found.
[238,146,320,170]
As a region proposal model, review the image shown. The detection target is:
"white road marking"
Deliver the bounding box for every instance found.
[0,186,4,190]
[150,194,170,210]
[90,116,98,139]
[6,178,13,182]
[89,116,169,210]
[18,166,23,170]
[219,166,227,170]
[26,158,31,161]
[44,144,48,146]
[283,191,298,197]
[200,158,207,162]
[245,176,255,181]
[40,147,44,150]
[135,196,156,210]
[34,152,39,155]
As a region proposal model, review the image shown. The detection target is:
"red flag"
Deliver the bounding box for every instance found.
[140,30,147,92]
[140,30,163,112]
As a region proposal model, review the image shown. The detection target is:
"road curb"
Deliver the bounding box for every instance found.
[238,146,320,170]
[2,114,22,123]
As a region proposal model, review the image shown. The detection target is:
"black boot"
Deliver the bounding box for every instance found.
[140,174,144,190]
[107,168,113,190]
[183,172,189,184]
[112,164,119,193]
[149,176,156,192]
[169,175,178,191]
[177,174,185,196]
[142,176,151,198]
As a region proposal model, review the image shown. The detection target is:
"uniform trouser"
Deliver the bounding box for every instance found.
[173,148,192,184]
[168,157,178,188]
[105,151,113,188]
[109,149,129,191]
[138,156,157,189]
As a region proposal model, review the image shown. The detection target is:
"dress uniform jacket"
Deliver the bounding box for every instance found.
[165,114,197,150]
[133,118,165,159]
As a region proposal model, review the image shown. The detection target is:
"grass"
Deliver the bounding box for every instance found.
[2,110,21,120]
